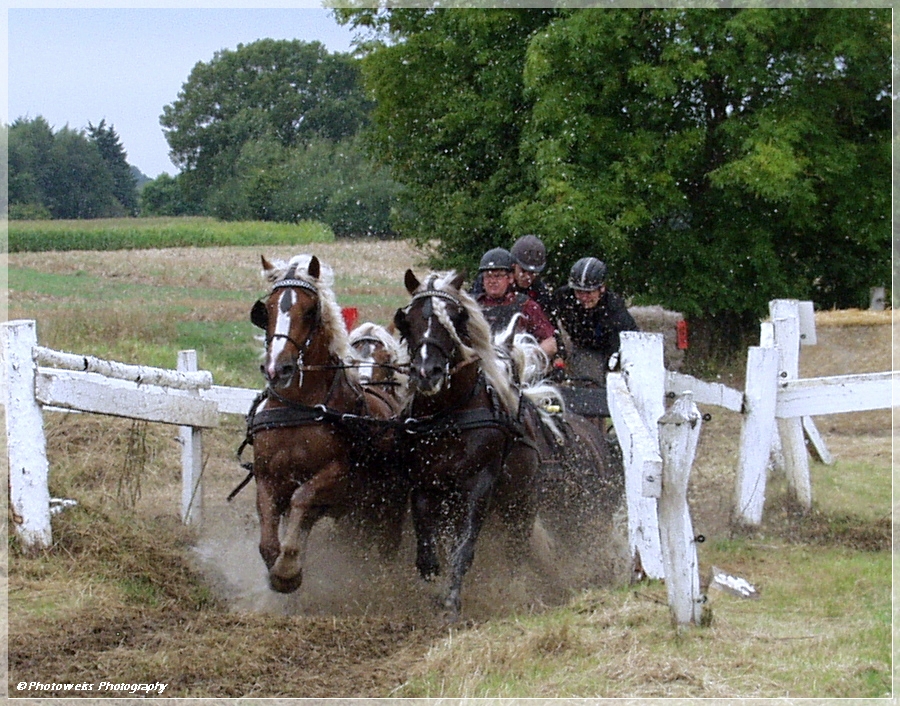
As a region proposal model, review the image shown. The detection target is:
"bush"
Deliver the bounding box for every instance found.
[9,203,52,220]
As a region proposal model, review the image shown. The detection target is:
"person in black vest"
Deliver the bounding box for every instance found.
[474,247,558,359]
[550,257,638,377]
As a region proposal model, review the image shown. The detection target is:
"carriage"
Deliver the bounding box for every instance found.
[238,253,624,620]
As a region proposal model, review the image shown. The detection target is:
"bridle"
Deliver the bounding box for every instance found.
[262,278,323,372]
[403,288,473,378]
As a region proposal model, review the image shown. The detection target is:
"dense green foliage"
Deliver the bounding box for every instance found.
[8,217,334,253]
[8,117,140,220]
[339,8,890,326]
[158,39,400,236]
[139,174,202,217]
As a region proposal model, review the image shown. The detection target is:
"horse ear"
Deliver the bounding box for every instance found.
[261,255,279,283]
[308,256,321,280]
[404,269,420,295]
[449,272,466,292]
[250,300,268,329]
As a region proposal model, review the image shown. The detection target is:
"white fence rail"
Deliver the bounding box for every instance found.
[733,299,896,525]
[2,319,257,550]
[609,332,705,624]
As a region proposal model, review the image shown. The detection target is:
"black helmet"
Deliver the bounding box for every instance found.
[568,257,607,290]
[510,234,546,273]
[478,247,514,272]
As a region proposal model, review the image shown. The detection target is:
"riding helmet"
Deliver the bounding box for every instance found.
[568,257,608,291]
[510,234,547,273]
[478,247,515,272]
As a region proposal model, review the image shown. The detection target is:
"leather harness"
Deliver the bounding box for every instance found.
[229,283,535,502]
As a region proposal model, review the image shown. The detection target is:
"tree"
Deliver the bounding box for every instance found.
[515,8,890,324]
[8,116,124,219]
[140,173,201,217]
[8,116,55,210]
[46,127,119,219]
[342,8,890,351]
[88,120,139,215]
[340,9,557,266]
[160,39,372,208]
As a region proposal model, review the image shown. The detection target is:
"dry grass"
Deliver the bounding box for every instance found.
[5,241,893,698]
[813,307,894,327]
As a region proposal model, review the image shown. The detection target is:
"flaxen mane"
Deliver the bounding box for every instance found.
[349,322,407,367]
[261,254,352,361]
[417,271,519,414]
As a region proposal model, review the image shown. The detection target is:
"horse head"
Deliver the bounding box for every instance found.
[349,322,405,387]
[251,254,347,391]
[394,269,472,396]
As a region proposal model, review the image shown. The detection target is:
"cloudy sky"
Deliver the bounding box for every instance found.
[7,5,358,178]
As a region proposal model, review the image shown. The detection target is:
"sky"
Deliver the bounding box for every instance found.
[7,6,359,179]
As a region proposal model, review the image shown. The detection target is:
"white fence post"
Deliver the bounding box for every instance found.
[2,320,52,551]
[618,331,665,580]
[178,350,203,526]
[733,345,779,527]
[658,392,704,625]
[770,300,811,510]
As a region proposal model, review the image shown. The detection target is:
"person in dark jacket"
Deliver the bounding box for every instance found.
[550,256,638,376]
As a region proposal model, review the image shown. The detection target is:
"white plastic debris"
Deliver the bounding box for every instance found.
[49,498,78,516]
[709,565,760,599]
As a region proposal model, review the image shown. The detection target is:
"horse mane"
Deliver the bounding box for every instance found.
[419,271,519,415]
[349,322,408,366]
[261,254,352,361]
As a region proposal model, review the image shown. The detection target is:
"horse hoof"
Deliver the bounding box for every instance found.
[441,602,461,624]
[268,570,302,594]
[417,558,441,582]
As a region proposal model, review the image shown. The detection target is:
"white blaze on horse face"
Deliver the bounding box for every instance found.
[416,316,433,378]
[356,344,376,384]
[267,289,297,381]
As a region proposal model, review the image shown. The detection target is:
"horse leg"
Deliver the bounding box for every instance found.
[268,461,346,593]
[412,488,442,581]
[443,466,496,621]
[499,443,540,561]
[256,478,282,571]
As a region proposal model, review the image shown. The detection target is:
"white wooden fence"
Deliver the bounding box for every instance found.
[2,319,257,551]
[607,299,894,625]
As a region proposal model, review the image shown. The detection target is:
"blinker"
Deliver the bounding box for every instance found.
[251,300,268,329]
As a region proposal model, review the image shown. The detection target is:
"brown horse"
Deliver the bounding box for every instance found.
[393,270,541,620]
[247,254,406,593]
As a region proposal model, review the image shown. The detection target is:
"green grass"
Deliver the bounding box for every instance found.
[8,216,334,252]
[8,264,262,388]
[396,544,891,697]
[810,457,892,523]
